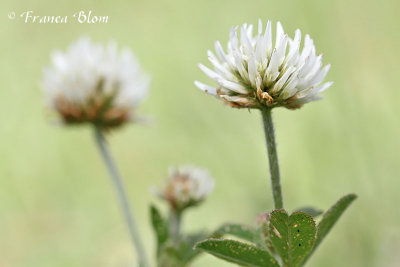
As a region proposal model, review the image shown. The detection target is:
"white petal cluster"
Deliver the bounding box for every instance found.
[159,165,215,211]
[42,37,150,128]
[195,20,332,109]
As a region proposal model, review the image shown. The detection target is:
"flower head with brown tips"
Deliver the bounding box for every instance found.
[195,20,332,110]
[42,37,150,129]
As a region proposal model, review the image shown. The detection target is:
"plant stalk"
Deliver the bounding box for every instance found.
[261,108,284,209]
[94,127,149,267]
[169,209,181,244]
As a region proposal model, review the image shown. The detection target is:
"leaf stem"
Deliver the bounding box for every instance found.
[261,108,284,209]
[94,127,149,267]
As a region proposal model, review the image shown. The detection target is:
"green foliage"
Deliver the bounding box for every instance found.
[151,204,212,266]
[304,194,357,263]
[176,232,210,264]
[269,210,316,267]
[215,224,259,243]
[158,245,185,267]
[254,215,275,251]
[198,197,356,267]
[195,239,280,267]
[150,205,169,254]
[158,233,209,267]
[214,222,274,251]
[293,207,323,218]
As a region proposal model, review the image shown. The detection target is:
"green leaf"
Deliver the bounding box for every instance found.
[150,205,169,252]
[158,245,184,267]
[215,224,258,243]
[312,194,357,254]
[179,232,210,264]
[214,223,271,250]
[195,238,279,267]
[158,232,210,266]
[252,214,275,252]
[293,207,323,218]
[269,210,317,267]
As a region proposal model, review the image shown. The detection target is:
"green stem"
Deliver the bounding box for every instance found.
[261,108,284,209]
[94,127,149,267]
[169,210,181,244]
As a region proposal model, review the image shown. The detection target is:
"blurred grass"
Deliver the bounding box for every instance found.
[0,0,399,266]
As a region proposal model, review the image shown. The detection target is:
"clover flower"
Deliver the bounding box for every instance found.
[42,37,150,129]
[157,165,215,211]
[195,20,332,109]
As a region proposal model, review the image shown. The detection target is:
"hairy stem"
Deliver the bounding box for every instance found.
[94,127,149,267]
[261,108,284,209]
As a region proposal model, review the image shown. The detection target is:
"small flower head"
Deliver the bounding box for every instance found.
[42,37,150,129]
[156,165,215,212]
[195,20,332,110]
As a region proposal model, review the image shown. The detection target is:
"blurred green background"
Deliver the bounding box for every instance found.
[1,0,399,266]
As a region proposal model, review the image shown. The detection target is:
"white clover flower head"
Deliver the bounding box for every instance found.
[42,37,150,129]
[195,20,333,110]
[158,165,215,211]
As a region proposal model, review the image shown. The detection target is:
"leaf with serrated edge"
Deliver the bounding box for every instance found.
[289,212,317,266]
[215,224,258,243]
[303,193,357,264]
[195,238,279,267]
[269,210,317,267]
